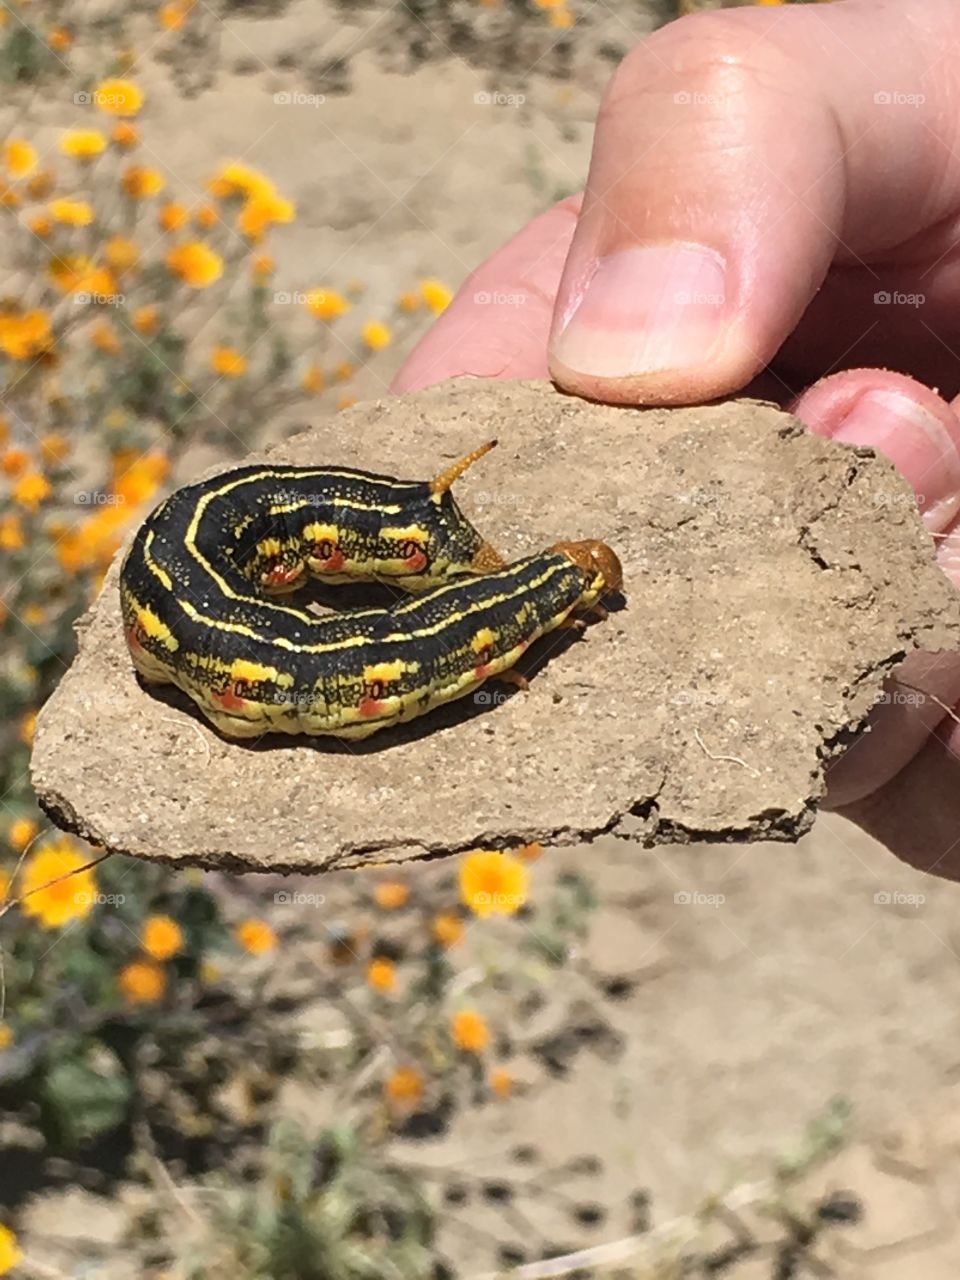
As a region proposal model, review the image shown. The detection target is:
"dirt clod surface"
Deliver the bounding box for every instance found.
[30,379,960,873]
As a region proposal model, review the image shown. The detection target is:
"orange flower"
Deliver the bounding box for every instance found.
[21,840,97,928]
[166,240,223,287]
[4,138,37,177]
[210,345,247,377]
[49,196,94,226]
[361,319,392,351]
[235,917,276,954]
[13,471,52,510]
[119,959,166,1003]
[305,288,350,320]
[366,956,396,993]
[2,447,29,475]
[60,128,107,159]
[132,305,159,334]
[112,121,139,148]
[489,1068,513,1097]
[48,254,115,296]
[519,840,544,861]
[548,6,573,26]
[420,278,453,314]
[451,1008,489,1053]
[373,880,409,910]
[301,363,325,394]
[0,309,53,358]
[0,513,23,549]
[237,190,295,239]
[112,451,169,505]
[40,433,70,465]
[48,24,72,48]
[158,200,187,230]
[398,290,420,312]
[104,235,140,272]
[95,78,144,116]
[431,910,464,947]
[209,161,274,200]
[27,169,55,198]
[251,252,274,277]
[141,914,183,960]
[159,0,189,29]
[459,849,528,918]
[19,710,37,745]
[9,817,38,851]
[194,201,218,228]
[121,164,165,198]
[333,360,355,382]
[384,1065,423,1106]
[336,392,356,411]
[27,213,52,237]
[90,320,121,354]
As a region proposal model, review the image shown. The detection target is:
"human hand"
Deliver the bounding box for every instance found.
[393,0,960,878]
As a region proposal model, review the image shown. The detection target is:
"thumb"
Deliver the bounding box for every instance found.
[549,0,960,404]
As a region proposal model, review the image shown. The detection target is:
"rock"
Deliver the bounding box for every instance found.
[30,379,960,873]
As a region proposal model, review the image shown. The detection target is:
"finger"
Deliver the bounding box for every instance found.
[391,197,580,394]
[548,0,960,404]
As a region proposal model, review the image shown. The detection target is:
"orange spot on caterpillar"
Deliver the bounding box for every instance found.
[402,545,427,573]
[264,563,302,588]
[212,681,248,711]
[125,621,143,651]
[359,696,386,717]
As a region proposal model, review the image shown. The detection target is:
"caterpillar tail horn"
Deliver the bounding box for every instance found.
[430,439,498,495]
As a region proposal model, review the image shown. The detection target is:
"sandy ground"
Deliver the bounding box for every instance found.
[15,2,960,1276]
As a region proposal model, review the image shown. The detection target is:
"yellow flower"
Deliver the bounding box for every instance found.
[159,0,189,29]
[209,161,274,200]
[459,849,528,917]
[54,505,128,573]
[451,1008,489,1052]
[166,240,223,287]
[158,199,187,230]
[13,471,51,510]
[9,817,37,851]
[384,1065,423,1106]
[373,880,409,910]
[132,304,159,334]
[194,201,218,229]
[0,309,53,359]
[48,24,73,48]
[27,213,52,237]
[398,289,421,312]
[0,1223,22,1275]
[305,288,350,320]
[142,914,183,960]
[366,956,396,992]
[90,320,121,354]
[420,278,453,314]
[210,345,247,377]
[0,513,23,550]
[60,128,107,158]
[237,190,295,239]
[48,254,115,296]
[21,840,97,929]
[431,910,464,947]
[121,164,165,198]
[0,1022,12,1049]
[111,121,138,148]
[490,1068,513,1097]
[235,917,276,954]
[549,7,573,28]
[104,235,139,272]
[112,451,169,506]
[40,433,69,465]
[27,168,55,197]
[119,959,166,1003]
[5,138,37,177]
[95,78,144,116]
[361,319,392,351]
[301,363,325,394]
[49,196,94,226]
[19,711,37,744]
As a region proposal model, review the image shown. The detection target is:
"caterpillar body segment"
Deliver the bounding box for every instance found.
[119,448,622,740]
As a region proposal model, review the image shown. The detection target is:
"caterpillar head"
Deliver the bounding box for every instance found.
[552,539,623,593]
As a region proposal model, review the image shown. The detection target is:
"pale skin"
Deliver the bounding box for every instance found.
[393,0,960,881]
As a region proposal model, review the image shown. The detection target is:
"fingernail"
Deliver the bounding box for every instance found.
[833,390,960,531]
[551,243,729,378]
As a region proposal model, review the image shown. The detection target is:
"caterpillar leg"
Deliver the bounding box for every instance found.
[494,667,529,692]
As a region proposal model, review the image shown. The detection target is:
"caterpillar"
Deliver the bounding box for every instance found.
[119,441,623,740]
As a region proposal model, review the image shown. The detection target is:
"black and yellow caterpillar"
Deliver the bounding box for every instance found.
[119,441,623,740]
